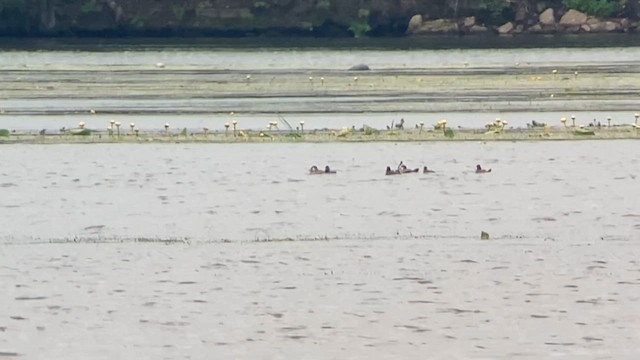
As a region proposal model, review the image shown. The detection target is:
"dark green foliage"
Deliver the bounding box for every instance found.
[253,1,271,9]
[130,16,144,28]
[0,129,9,137]
[172,5,185,20]
[316,0,331,10]
[473,0,515,26]
[0,0,632,37]
[573,129,596,135]
[444,128,455,138]
[81,0,102,13]
[0,0,25,11]
[70,129,91,135]
[363,126,379,135]
[562,0,621,17]
[349,7,371,37]
[348,21,371,37]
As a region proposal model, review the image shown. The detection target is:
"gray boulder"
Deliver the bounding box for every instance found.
[498,22,514,34]
[560,9,588,26]
[463,16,476,28]
[407,14,423,34]
[412,19,458,34]
[539,8,555,26]
[349,64,370,71]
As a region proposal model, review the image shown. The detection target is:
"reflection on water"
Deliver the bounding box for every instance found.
[1,141,637,243]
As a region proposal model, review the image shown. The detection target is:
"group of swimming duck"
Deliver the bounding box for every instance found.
[309,162,492,175]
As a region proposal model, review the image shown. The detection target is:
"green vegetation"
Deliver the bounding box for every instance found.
[172,5,185,20]
[239,9,255,20]
[474,0,514,26]
[0,129,9,137]
[348,21,370,37]
[562,0,622,17]
[363,125,379,135]
[316,0,331,10]
[70,129,91,136]
[130,16,144,28]
[573,129,596,135]
[0,0,636,37]
[253,1,271,9]
[349,8,371,37]
[444,128,455,138]
[80,0,102,13]
[0,0,25,11]
[299,21,314,30]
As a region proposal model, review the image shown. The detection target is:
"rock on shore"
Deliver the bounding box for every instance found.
[407,8,638,35]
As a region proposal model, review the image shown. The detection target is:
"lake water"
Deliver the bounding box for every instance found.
[2,141,637,243]
[1,140,639,359]
[1,39,639,359]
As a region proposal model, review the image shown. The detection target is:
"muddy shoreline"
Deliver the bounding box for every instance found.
[3,63,640,116]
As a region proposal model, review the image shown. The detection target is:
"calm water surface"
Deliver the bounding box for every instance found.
[2,37,640,70]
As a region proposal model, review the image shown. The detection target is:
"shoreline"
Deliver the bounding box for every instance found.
[2,127,638,144]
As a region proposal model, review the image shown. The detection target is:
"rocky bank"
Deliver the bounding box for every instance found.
[407,8,638,36]
[0,0,638,37]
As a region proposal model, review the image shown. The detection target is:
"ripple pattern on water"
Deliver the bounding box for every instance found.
[1,239,639,359]
[1,140,637,243]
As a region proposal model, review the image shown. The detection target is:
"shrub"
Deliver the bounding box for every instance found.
[562,0,621,18]
[81,0,102,13]
[316,0,331,10]
[172,5,185,20]
[349,21,371,37]
[474,0,514,26]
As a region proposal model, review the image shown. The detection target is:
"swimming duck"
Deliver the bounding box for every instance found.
[323,165,337,174]
[309,165,336,175]
[386,166,401,175]
[423,166,435,174]
[475,164,492,174]
[397,161,419,174]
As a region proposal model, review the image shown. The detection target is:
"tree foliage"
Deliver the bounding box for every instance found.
[562,0,622,17]
[474,0,515,25]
